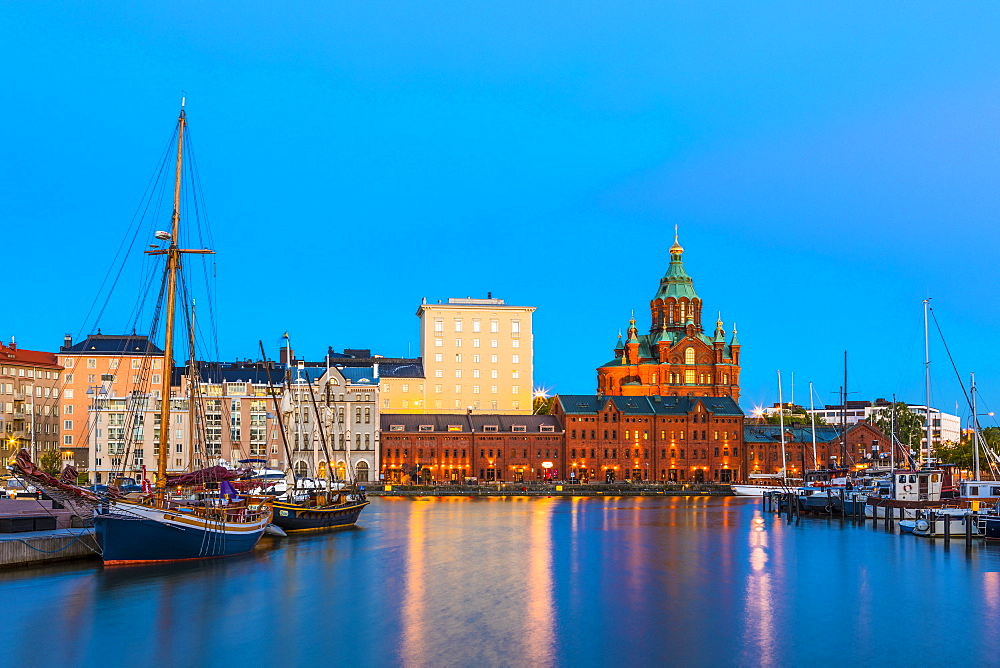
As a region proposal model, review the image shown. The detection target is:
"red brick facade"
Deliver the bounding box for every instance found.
[379,414,564,483]
[553,395,744,482]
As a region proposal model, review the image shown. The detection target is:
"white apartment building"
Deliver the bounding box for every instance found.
[403,295,535,415]
[804,400,961,448]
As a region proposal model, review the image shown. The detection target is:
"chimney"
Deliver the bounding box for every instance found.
[9,336,15,350]
[64,333,73,349]
[487,291,492,299]
[373,362,379,379]
[280,347,293,365]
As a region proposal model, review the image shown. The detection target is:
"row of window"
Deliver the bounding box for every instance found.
[434,368,520,379]
[433,337,524,353]
[0,367,61,379]
[433,318,520,334]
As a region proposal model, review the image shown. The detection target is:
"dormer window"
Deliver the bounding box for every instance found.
[540,425,554,433]
[418,425,433,432]
[483,425,499,433]
[390,425,404,432]
[447,425,462,432]
[512,425,526,433]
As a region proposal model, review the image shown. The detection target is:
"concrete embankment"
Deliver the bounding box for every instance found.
[366,483,734,497]
[0,528,100,568]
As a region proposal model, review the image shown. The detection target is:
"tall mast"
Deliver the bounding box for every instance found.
[155,104,186,504]
[187,299,197,470]
[777,370,787,484]
[808,382,818,469]
[972,372,981,481]
[842,351,848,467]
[923,298,932,467]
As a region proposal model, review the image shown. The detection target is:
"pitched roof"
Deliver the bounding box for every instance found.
[380,413,563,433]
[61,334,164,356]
[0,344,62,369]
[556,394,743,417]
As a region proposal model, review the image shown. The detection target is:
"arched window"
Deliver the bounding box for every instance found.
[355,460,370,482]
[685,347,695,365]
[294,460,309,479]
[651,372,658,385]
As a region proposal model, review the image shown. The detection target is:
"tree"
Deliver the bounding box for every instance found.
[937,427,1000,472]
[764,405,826,425]
[868,403,924,454]
[39,449,62,476]
[533,396,555,415]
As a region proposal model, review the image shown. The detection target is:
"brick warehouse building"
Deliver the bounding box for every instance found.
[597,231,741,401]
[552,395,744,483]
[379,413,563,483]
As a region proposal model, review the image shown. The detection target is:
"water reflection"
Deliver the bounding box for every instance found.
[5,497,1000,666]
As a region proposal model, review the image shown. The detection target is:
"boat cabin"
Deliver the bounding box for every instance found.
[958,480,1000,500]
[802,468,850,487]
[892,470,943,502]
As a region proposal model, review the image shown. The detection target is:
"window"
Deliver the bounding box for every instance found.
[512,385,520,394]
[454,319,463,332]
[540,425,554,433]
[402,384,409,393]
[434,318,444,333]
[454,384,462,394]
[484,425,499,433]
[512,339,520,349]
[435,339,443,347]
[435,354,443,362]
[473,318,481,332]
[131,359,141,369]
[435,369,443,378]
[490,320,499,333]
[491,386,498,394]
[685,370,696,384]
[63,420,73,430]
[455,353,462,363]
[512,320,520,334]
[455,339,463,347]
[435,384,443,393]
[685,347,695,364]
[491,355,498,363]
[419,425,433,432]
[64,435,73,445]
[473,369,480,378]
[491,369,499,379]
[491,339,498,348]
[473,338,480,348]
[455,369,462,378]
[512,371,519,379]
[512,425,526,433]
[512,355,520,364]
[473,385,480,394]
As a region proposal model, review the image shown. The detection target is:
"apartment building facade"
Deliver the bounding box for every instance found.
[0,340,63,463]
[408,296,535,415]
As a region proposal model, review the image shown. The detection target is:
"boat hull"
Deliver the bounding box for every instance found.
[95,501,270,564]
[271,500,369,532]
[731,484,799,497]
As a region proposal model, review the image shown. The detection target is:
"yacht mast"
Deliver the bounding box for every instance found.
[777,370,787,484]
[972,372,981,481]
[923,298,932,467]
[808,382,818,469]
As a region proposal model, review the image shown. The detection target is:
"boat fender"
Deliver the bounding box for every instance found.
[903,485,912,492]
[914,519,929,532]
[264,524,288,537]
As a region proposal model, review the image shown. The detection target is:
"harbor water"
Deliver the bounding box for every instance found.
[6,496,1000,667]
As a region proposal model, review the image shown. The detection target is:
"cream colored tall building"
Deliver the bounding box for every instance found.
[408,296,535,415]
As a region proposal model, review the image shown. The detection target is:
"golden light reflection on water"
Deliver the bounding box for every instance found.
[984,571,1000,614]
[401,499,428,666]
[526,498,556,666]
[744,510,775,666]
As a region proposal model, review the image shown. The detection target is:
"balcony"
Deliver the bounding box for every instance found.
[12,412,26,419]
[13,392,24,401]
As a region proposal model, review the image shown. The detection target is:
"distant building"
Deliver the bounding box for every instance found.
[413,295,535,414]
[379,413,563,483]
[597,232,741,401]
[282,362,380,483]
[0,339,63,463]
[743,421,892,475]
[804,398,960,447]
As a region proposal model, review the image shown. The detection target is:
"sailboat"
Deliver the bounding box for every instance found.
[259,340,369,533]
[731,370,802,496]
[92,104,273,563]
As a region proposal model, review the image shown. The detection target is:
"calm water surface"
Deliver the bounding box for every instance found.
[8,496,1000,667]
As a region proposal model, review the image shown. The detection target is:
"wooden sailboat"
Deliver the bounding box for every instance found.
[93,103,273,564]
[260,340,369,533]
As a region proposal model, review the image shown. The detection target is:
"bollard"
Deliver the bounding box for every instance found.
[944,513,951,544]
[966,514,974,547]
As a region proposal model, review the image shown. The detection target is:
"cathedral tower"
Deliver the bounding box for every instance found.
[596,230,741,401]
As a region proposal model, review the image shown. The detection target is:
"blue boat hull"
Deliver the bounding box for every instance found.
[271,501,369,532]
[95,514,266,564]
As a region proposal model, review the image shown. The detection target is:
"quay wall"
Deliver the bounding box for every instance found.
[0,530,100,569]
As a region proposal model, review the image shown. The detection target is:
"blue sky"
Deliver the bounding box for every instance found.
[5,2,1000,422]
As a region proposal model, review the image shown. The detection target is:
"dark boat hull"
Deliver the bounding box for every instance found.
[271,500,369,532]
[981,516,1000,540]
[95,513,267,564]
